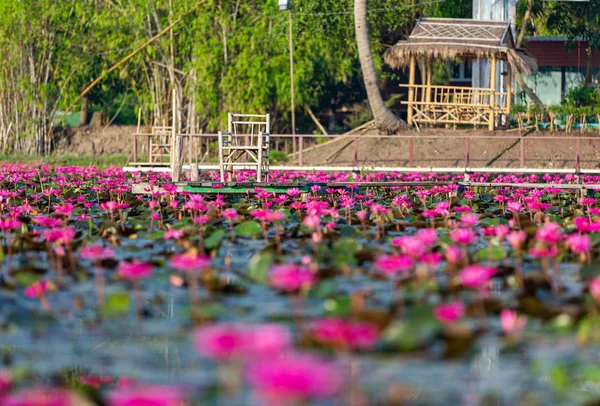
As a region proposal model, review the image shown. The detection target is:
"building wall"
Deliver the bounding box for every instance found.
[521,39,600,105]
[472,0,517,90]
[526,40,600,67]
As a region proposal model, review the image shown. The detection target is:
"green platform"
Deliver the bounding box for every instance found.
[181,185,309,194]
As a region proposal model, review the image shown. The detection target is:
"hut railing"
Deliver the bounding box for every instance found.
[400,84,508,128]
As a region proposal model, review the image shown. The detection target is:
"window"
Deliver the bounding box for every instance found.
[448,59,472,82]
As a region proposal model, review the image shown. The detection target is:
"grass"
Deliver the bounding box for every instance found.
[0,153,128,168]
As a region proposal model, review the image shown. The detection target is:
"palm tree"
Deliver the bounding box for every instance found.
[354,0,405,133]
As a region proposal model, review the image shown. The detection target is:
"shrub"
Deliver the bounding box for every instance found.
[547,104,562,132]
[528,104,545,131]
[564,86,600,107]
[511,103,527,131]
[577,106,593,133]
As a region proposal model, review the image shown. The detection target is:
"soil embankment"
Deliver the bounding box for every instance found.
[53,125,600,170]
[296,128,600,170]
[54,125,136,157]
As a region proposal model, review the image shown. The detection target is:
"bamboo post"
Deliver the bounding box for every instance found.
[426,60,433,124]
[257,132,263,182]
[134,108,141,164]
[171,88,181,182]
[506,64,512,128]
[420,59,427,104]
[190,163,199,181]
[299,134,303,165]
[489,56,497,131]
[426,61,432,103]
[146,135,151,163]
[407,56,416,126]
[576,137,581,173]
[218,131,225,182]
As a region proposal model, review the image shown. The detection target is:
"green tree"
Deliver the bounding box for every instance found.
[545,0,600,86]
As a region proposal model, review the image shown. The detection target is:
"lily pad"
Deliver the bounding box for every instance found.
[235,221,262,237]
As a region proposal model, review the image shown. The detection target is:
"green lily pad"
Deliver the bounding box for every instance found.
[383,305,439,352]
[100,291,130,317]
[475,246,505,261]
[247,251,275,282]
[205,229,225,249]
[235,221,262,237]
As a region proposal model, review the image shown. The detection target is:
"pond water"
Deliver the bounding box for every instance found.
[0,165,598,405]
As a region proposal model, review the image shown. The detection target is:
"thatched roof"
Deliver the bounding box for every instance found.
[384,18,537,74]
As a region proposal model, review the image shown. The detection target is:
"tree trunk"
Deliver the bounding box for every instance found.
[516,0,532,49]
[585,47,593,86]
[515,0,544,108]
[354,0,405,133]
[79,96,89,126]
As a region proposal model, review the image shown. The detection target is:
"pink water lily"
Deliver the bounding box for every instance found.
[536,222,562,245]
[246,353,342,404]
[309,317,380,350]
[268,264,316,292]
[450,228,477,245]
[434,302,465,324]
[500,309,528,335]
[163,228,184,240]
[507,231,527,250]
[0,218,20,231]
[108,385,186,406]
[460,264,497,290]
[79,245,115,260]
[374,255,414,277]
[391,236,426,258]
[222,208,238,220]
[169,252,211,273]
[24,280,50,299]
[117,261,153,279]
[566,234,591,254]
[194,323,291,361]
[444,245,462,265]
[460,213,479,227]
[507,201,522,213]
[4,386,76,406]
[590,277,600,304]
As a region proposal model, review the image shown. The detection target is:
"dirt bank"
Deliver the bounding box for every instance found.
[54,125,136,157]
[297,128,600,169]
[52,125,600,170]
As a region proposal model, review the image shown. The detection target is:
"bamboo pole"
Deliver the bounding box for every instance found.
[506,64,512,128]
[62,0,206,116]
[489,56,497,131]
[171,88,182,182]
[407,56,416,126]
[306,105,328,135]
[425,60,432,124]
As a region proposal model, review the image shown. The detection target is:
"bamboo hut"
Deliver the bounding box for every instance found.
[384,18,537,130]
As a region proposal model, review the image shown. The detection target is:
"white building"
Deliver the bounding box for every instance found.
[472,0,517,91]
